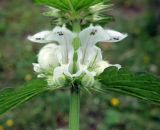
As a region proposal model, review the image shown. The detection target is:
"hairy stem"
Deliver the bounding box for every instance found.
[69,85,80,130]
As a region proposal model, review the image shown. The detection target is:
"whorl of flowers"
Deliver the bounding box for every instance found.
[28,24,127,88]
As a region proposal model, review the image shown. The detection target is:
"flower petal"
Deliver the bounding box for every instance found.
[79,24,107,47]
[28,31,54,43]
[94,61,121,75]
[72,64,96,78]
[53,64,73,78]
[32,63,41,73]
[51,25,75,64]
[78,45,102,66]
[38,44,60,70]
[79,24,127,47]
[52,25,76,45]
[104,29,128,42]
[75,46,100,77]
[37,74,46,78]
[85,70,96,77]
[56,45,74,65]
[73,64,87,77]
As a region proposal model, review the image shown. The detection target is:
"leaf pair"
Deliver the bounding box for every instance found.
[99,67,160,104]
[34,0,113,26]
[34,0,105,11]
[0,67,160,116]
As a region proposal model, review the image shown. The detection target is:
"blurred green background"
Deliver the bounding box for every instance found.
[0,0,160,130]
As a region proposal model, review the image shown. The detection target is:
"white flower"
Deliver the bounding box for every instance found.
[28,31,55,43]
[38,43,59,70]
[28,24,127,87]
[94,61,121,75]
[76,24,127,78]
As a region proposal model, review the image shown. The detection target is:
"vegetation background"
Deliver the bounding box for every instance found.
[0,0,160,130]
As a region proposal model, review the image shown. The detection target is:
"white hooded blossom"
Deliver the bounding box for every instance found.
[37,43,59,70]
[28,24,127,87]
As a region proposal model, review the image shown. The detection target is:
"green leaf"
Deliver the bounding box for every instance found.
[0,79,48,115]
[98,67,160,104]
[34,0,105,11]
[34,0,69,11]
[34,0,113,27]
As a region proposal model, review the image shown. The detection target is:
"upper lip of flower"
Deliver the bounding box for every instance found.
[28,24,127,78]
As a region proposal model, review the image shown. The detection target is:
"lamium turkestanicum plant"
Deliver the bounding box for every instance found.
[0,1,160,130]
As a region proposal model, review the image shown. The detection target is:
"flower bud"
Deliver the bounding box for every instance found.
[38,44,59,70]
[46,76,55,86]
[54,75,66,87]
[47,75,66,87]
[32,63,41,73]
[94,61,110,75]
[81,75,95,87]
[94,61,121,75]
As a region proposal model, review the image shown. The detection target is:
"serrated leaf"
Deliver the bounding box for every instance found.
[0,79,48,115]
[34,0,106,11]
[34,0,113,27]
[98,67,160,104]
[35,0,69,11]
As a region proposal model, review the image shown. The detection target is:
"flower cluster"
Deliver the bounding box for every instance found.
[28,25,127,88]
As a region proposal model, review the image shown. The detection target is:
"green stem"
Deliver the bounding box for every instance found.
[69,85,80,130]
[72,21,81,49]
[72,21,81,32]
[69,21,81,130]
[72,21,81,73]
